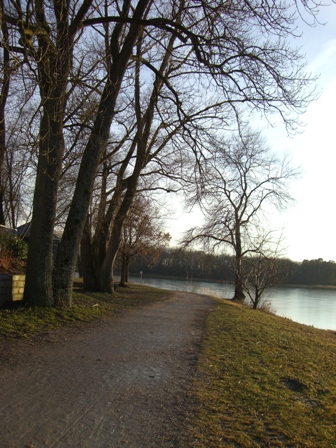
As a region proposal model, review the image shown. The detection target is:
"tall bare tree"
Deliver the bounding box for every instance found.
[184,130,298,301]
[53,0,153,306]
[0,0,12,225]
[2,0,95,306]
[77,0,317,298]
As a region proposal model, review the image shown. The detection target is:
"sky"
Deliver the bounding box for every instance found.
[166,3,336,263]
[266,4,336,262]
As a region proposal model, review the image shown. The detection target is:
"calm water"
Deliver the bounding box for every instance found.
[130,276,336,331]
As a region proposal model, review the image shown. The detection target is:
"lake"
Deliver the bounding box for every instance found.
[130,276,336,331]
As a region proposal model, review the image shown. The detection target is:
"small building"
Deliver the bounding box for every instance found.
[16,222,60,261]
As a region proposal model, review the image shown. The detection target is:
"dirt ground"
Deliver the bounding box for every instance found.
[0,291,215,448]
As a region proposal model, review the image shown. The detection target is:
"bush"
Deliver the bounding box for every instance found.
[0,231,28,272]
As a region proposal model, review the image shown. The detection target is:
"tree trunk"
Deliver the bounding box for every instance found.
[233,261,245,301]
[91,133,135,287]
[98,183,139,292]
[0,14,10,226]
[92,133,137,280]
[53,0,151,306]
[99,216,124,293]
[24,96,66,307]
[232,224,245,302]
[119,254,127,287]
[91,160,109,278]
[93,28,177,293]
[98,148,146,292]
[53,74,127,304]
[81,215,99,290]
[22,0,89,306]
[125,258,130,283]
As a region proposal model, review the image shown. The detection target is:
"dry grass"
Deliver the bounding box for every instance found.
[188,299,336,447]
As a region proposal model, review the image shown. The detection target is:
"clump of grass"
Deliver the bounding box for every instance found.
[0,283,172,339]
[189,299,336,447]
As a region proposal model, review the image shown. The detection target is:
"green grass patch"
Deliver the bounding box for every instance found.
[0,283,172,339]
[190,300,336,447]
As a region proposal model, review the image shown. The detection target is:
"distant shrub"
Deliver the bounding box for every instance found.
[255,299,275,314]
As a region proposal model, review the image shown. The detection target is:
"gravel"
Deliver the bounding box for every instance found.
[0,291,215,448]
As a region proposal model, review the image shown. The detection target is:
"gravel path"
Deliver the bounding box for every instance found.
[0,291,215,448]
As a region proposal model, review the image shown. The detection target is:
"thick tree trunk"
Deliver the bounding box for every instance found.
[22,14,73,308]
[53,76,126,305]
[233,264,245,301]
[24,99,66,307]
[53,0,151,306]
[22,0,89,306]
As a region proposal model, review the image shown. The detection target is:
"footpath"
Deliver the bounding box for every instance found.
[0,291,215,448]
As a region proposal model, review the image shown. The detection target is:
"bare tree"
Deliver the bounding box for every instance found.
[242,232,289,309]
[54,0,319,305]
[78,12,225,293]
[117,195,170,286]
[1,97,38,228]
[0,0,10,225]
[52,0,154,306]
[2,0,95,306]
[184,130,298,301]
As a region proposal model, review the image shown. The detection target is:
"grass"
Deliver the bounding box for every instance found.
[189,299,336,447]
[0,282,173,338]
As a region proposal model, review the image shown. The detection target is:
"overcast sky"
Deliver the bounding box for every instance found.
[166,3,336,263]
[269,3,336,262]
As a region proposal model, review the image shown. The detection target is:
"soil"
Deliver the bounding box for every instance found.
[0,291,215,448]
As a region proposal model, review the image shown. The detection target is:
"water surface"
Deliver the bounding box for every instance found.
[131,276,336,331]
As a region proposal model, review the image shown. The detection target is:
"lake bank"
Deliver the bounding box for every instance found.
[129,275,336,331]
[190,298,336,447]
[129,272,336,289]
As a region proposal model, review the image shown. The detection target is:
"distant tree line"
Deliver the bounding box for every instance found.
[128,249,336,287]
[129,248,234,282]
[293,258,336,286]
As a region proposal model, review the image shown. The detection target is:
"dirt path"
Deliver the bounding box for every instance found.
[0,291,215,448]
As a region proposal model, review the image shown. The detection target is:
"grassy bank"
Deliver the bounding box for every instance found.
[189,299,336,447]
[0,283,173,338]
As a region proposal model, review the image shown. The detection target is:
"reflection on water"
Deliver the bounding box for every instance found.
[130,276,336,331]
[269,288,336,331]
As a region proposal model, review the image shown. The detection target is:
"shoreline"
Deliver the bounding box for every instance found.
[128,272,336,290]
